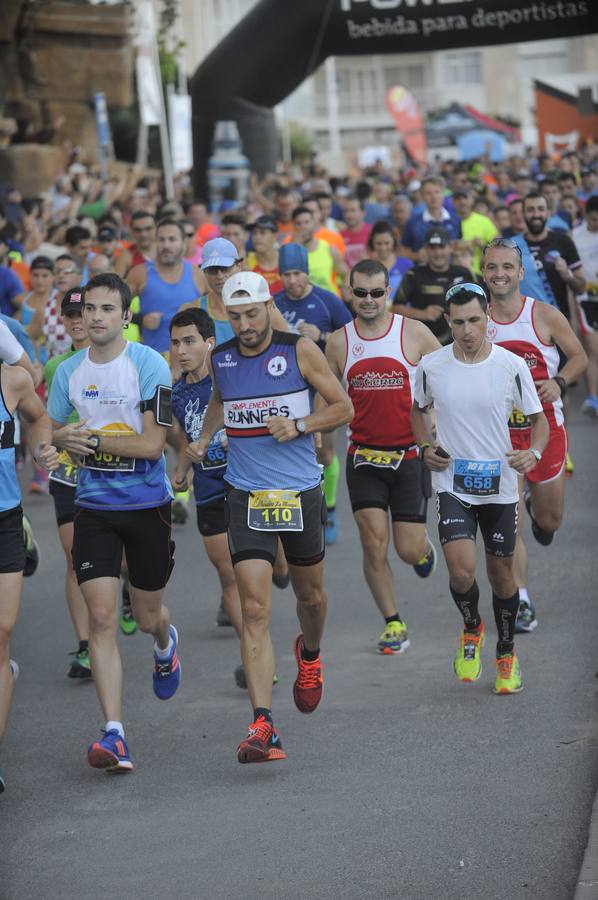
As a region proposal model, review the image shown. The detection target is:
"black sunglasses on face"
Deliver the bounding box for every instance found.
[352,287,387,299]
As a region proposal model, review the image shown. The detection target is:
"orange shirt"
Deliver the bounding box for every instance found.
[282,228,345,257]
[246,252,283,294]
[10,259,30,291]
[195,222,220,246]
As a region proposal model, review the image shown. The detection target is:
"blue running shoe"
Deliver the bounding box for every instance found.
[153,625,181,700]
[413,540,437,578]
[87,729,133,772]
[581,396,598,418]
[325,509,339,545]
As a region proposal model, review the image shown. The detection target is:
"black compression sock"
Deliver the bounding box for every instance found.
[254,707,273,724]
[78,640,88,653]
[493,590,520,655]
[450,581,481,631]
[301,645,320,662]
[384,614,401,625]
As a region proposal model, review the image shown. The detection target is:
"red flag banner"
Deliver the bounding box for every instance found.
[385,85,428,166]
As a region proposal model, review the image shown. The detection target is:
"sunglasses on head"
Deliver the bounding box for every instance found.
[483,237,523,260]
[445,282,488,303]
[352,287,387,299]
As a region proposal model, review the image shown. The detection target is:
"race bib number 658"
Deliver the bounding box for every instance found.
[453,458,501,497]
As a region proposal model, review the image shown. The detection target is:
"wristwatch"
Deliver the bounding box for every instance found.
[529,447,542,463]
[88,434,101,451]
[554,376,567,397]
[294,419,307,434]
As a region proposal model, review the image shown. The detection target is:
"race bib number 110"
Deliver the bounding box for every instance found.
[248,489,303,532]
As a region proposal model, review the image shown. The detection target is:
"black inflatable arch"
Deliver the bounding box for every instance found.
[190,0,594,196]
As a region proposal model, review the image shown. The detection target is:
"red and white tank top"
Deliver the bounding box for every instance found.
[43,289,70,359]
[487,296,563,428]
[342,314,417,451]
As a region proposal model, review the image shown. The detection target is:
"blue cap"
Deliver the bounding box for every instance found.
[201,237,239,269]
[278,243,309,275]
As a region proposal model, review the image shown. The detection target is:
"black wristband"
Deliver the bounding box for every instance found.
[554,376,567,397]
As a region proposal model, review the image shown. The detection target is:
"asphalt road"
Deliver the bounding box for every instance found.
[2,393,597,900]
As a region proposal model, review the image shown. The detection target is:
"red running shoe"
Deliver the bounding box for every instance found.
[293,634,323,714]
[237,715,286,764]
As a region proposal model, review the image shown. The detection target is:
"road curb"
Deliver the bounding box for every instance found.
[575,787,598,899]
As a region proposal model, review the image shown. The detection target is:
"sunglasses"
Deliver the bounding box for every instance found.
[445,281,488,303]
[56,267,78,275]
[483,237,523,260]
[352,287,387,299]
[184,231,195,238]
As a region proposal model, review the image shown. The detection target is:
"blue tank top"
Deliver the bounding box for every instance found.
[211,331,320,492]
[141,261,200,352]
[198,295,234,345]
[0,365,20,512]
[171,374,227,505]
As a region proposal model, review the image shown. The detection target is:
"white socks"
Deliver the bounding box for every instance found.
[106,721,125,738]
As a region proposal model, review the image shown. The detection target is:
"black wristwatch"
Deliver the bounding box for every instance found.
[294,418,307,435]
[88,434,101,451]
[554,376,567,397]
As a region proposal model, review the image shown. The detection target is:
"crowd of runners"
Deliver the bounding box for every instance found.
[0,144,596,787]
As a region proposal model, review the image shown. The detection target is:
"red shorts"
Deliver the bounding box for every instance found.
[510,424,567,484]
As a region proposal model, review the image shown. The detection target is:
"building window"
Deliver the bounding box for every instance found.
[443,52,482,85]
[383,64,425,90]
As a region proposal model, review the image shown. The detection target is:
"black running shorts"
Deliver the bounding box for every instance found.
[72,502,175,590]
[346,454,429,523]
[0,504,26,574]
[436,492,518,557]
[225,484,326,567]
[50,480,76,527]
[196,498,226,537]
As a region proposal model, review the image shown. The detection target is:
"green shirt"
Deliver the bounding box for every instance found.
[460,212,499,274]
[45,348,79,424]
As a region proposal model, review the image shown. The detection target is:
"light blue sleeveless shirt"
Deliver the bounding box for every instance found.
[0,365,20,512]
[211,331,320,492]
[141,261,200,352]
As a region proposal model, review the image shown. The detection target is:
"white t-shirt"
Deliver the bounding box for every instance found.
[572,221,598,293]
[414,343,542,505]
[0,319,24,365]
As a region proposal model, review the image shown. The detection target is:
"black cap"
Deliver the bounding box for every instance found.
[30,255,54,272]
[248,215,277,232]
[61,286,84,315]
[452,188,471,199]
[98,225,116,241]
[425,226,451,247]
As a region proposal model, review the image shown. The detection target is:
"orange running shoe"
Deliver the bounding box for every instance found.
[293,634,323,714]
[237,715,287,764]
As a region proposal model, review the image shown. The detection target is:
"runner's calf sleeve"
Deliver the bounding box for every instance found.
[493,590,520,655]
[323,454,340,510]
[450,580,481,630]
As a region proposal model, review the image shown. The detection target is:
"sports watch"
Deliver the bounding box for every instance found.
[294,419,307,434]
[88,434,101,451]
[529,448,542,463]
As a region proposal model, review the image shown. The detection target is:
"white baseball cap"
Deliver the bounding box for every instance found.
[222,271,271,307]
